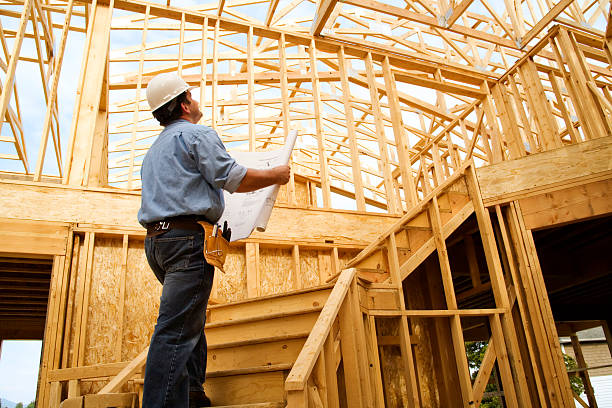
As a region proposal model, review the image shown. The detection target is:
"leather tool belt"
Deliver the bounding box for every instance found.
[145,216,229,273]
[198,221,229,273]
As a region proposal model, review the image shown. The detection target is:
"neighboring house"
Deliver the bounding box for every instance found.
[560,327,612,407]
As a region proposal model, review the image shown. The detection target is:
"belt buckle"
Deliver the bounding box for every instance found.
[154,221,170,231]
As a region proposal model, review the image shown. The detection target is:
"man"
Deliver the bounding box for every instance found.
[138,72,290,408]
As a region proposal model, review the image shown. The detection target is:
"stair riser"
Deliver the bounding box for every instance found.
[208,338,304,373]
[207,312,319,346]
[205,371,286,405]
[208,288,331,323]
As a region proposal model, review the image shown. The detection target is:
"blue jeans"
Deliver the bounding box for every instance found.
[142,228,214,407]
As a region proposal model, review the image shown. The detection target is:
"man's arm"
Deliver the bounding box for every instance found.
[235,165,290,193]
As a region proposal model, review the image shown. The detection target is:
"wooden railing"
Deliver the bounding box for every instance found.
[285,267,378,407]
[46,348,148,407]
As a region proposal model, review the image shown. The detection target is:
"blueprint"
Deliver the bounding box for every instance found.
[219,130,298,241]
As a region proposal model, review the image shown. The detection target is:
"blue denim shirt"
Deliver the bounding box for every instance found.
[138,120,247,226]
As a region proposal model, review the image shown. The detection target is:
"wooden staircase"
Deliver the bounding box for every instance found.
[53,285,333,408]
[203,285,332,406]
[52,164,489,408]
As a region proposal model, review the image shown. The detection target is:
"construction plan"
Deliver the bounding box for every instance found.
[219,130,298,241]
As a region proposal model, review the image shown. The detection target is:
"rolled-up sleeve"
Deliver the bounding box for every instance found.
[192,127,247,193]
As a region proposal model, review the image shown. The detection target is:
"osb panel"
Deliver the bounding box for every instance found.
[299,249,320,289]
[317,250,333,283]
[272,180,310,207]
[216,246,247,302]
[294,179,310,206]
[380,346,407,408]
[276,183,288,204]
[84,237,123,367]
[123,239,160,361]
[376,319,408,407]
[404,270,439,406]
[259,247,293,296]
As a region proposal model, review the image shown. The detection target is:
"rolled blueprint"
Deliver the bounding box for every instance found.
[219,130,298,241]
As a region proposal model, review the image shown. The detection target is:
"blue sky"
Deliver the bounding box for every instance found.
[0,340,42,404]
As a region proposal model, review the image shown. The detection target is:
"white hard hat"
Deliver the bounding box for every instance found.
[146,72,196,112]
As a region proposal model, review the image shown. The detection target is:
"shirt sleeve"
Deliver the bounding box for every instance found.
[191,126,247,193]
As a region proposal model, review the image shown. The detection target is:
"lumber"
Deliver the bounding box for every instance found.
[1,0,611,406]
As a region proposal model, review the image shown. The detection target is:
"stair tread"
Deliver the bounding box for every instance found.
[206,306,322,329]
[208,363,292,378]
[211,403,285,408]
[208,283,333,310]
[209,332,310,350]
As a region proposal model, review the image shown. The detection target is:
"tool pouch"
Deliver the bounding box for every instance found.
[198,221,229,273]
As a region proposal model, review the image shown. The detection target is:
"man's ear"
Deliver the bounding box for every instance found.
[180,100,191,114]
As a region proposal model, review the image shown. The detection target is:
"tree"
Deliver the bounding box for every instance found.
[465,341,502,408]
[26,402,35,408]
[16,403,24,408]
[564,354,585,395]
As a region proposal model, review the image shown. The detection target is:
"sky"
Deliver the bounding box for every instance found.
[0,340,42,404]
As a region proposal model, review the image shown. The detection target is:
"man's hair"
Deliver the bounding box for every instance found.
[152,91,188,126]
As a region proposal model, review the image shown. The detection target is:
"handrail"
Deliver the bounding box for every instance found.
[285,267,357,391]
[98,347,149,394]
[346,160,472,271]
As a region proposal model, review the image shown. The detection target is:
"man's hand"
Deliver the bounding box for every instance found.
[272,165,290,185]
[235,165,292,193]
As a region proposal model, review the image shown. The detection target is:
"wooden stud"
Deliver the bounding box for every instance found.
[337,46,366,212]
[247,26,255,151]
[246,242,259,298]
[365,53,396,214]
[64,0,114,186]
[428,196,474,406]
[382,56,417,209]
[495,205,546,405]
[76,232,95,367]
[211,19,219,130]
[33,0,75,180]
[308,39,331,208]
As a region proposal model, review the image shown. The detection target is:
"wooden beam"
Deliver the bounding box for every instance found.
[519,178,612,230]
[447,0,475,27]
[0,179,399,244]
[520,0,575,48]
[339,0,518,49]
[312,0,339,36]
[477,136,612,205]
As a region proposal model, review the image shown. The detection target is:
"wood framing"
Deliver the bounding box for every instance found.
[0,0,611,406]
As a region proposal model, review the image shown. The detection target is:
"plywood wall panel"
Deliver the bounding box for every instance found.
[294,179,310,206]
[277,183,288,204]
[299,249,320,288]
[404,269,439,406]
[84,237,123,367]
[376,318,407,407]
[216,246,247,303]
[259,247,293,296]
[123,239,160,361]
